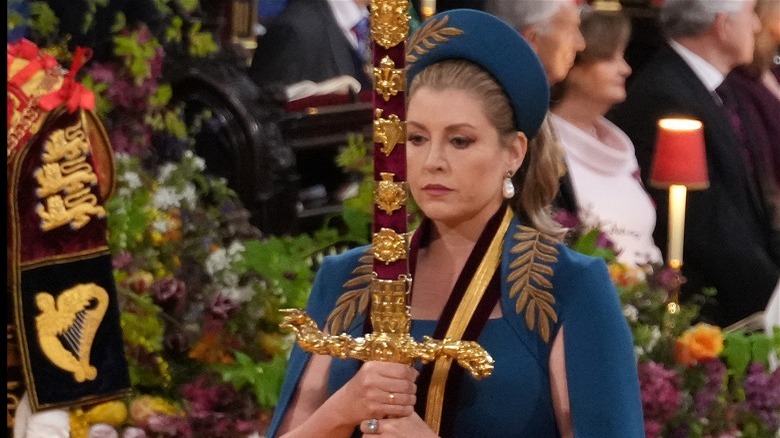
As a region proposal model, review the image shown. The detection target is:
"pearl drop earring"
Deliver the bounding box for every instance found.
[502,171,515,199]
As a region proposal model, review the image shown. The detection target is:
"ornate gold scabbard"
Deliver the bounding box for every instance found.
[279,0,494,422]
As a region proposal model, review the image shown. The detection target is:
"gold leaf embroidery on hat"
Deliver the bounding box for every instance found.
[508,225,559,343]
[327,250,374,334]
[405,15,464,64]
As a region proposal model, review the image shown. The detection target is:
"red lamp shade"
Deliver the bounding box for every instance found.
[650,118,709,190]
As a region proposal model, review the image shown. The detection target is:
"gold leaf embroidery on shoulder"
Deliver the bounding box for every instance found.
[406,15,464,64]
[508,225,560,343]
[326,249,373,334]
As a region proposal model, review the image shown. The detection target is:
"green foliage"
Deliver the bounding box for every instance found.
[570,228,617,262]
[28,1,60,41]
[81,74,112,118]
[187,21,219,58]
[238,238,317,310]
[722,330,775,378]
[119,292,168,388]
[81,0,110,33]
[336,133,421,232]
[7,1,26,31]
[113,32,160,83]
[213,352,287,410]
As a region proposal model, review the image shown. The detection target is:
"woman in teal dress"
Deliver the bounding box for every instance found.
[267,9,644,438]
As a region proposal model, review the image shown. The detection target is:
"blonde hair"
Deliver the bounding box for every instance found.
[408,60,564,235]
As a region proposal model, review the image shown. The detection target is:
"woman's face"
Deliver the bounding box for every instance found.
[406,87,525,228]
[566,50,632,108]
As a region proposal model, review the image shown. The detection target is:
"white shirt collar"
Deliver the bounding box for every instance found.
[327,0,368,34]
[669,39,725,92]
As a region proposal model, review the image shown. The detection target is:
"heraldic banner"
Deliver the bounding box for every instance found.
[8,40,131,413]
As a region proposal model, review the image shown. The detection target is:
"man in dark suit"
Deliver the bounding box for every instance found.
[248,0,371,91]
[609,0,779,327]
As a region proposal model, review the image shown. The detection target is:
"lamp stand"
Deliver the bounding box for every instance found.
[666,184,687,314]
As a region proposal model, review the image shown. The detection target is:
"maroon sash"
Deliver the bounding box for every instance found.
[409,204,507,438]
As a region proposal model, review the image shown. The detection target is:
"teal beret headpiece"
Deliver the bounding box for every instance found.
[406,9,549,138]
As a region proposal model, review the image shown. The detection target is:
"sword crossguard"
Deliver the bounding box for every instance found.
[280,308,494,379]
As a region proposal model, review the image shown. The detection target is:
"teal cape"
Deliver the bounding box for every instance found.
[268,214,644,437]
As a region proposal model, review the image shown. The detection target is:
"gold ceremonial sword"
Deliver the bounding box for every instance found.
[279,0,494,428]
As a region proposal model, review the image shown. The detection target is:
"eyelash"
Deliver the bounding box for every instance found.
[407,134,426,146]
[406,135,475,149]
[450,136,474,149]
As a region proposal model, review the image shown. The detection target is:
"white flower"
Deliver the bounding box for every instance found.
[221,285,255,304]
[151,186,180,210]
[227,241,245,258]
[157,163,177,182]
[205,248,229,276]
[192,155,206,171]
[634,346,645,359]
[646,326,662,352]
[623,304,639,322]
[222,271,240,287]
[120,171,142,190]
[151,217,171,233]
[180,183,198,207]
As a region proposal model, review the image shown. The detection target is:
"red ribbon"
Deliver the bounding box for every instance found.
[38,46,96,113]
[7,38,40,60]
[8,38,57,87]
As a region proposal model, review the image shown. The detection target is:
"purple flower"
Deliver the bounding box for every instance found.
[151,278,188,315]
[638,361,682,424]
[146,414,192,437]
[163,326,191,355]
[693,359,726,418]
[650,265,684,295]
[112,251,134,270]
[595,230,616,250]
[552,209,581,229]
[208,292,240,320]
[744,362,780,429]
[89,63,116,83]
[181,374,261,438]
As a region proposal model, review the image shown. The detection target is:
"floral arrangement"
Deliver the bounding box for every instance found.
[556,211,780,438]
[99,151,306,437]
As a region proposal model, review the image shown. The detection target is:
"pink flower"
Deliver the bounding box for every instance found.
[151,278,187,315]
[645,419,664,438]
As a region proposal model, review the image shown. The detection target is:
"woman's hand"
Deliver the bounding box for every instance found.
[329,361,418,427]
[359,412,438,437]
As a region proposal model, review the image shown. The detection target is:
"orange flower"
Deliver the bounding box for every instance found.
[674,323,724,366]
[608,263,643,287]
[188,332,235,365]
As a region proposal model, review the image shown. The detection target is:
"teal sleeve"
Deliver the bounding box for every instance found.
[266,248,367,437]
[561,257,645,437]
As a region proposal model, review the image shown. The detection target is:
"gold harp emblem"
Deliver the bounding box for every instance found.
[374,108,406,157]
[375,172,407,214]
[372,227,408,264]
[374,56,405,102]
[370,0,411,49]
[34,283,109,382]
